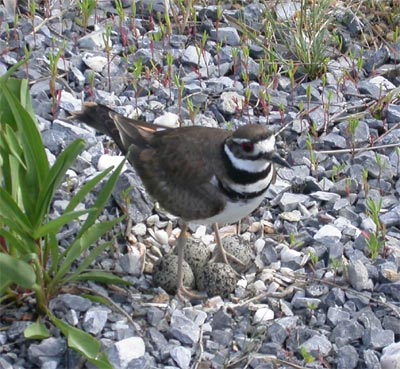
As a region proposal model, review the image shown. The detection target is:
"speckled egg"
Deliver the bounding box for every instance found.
[222,235,253,273]
[152,254,195,294]
[174,238,211,275]
[196,263,238,297]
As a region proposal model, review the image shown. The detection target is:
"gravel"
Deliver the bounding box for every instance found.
[0,0,399,368]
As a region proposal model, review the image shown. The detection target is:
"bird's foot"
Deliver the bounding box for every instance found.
[176,286,207,302]
[211,249,246,267]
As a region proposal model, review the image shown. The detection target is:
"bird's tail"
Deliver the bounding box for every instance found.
[70,102,127,152]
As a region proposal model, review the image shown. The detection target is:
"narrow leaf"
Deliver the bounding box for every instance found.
[33,209,94,239]
[65,167,113,214]
[72,271,130,285]
[34,139,85,229]
[0,253,36,288]
[0,228,35,255]
[78,158,126,236]
[3,84,49,182]
[0,188,32,232]
[51,217,123,287]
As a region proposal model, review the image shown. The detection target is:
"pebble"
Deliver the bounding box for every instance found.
[253,307,274,324]
[107,337,146,368]
[169,310,200,346]
[132,223,147,236]
[381,342,400,369]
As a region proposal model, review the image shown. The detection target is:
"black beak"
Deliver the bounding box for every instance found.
[271,152,291,168]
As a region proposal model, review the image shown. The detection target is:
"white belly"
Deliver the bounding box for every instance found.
[194,193,266,225]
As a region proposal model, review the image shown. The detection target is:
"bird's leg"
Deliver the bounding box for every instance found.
[176,223,206,301]
[211,223,245,267]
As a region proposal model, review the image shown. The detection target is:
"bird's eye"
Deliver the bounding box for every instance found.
[240,142,254,153]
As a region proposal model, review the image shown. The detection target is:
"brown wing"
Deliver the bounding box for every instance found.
[120,123,232,220]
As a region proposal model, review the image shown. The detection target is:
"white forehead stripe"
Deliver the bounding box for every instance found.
[224,145,271,173]
[255,135,275,154]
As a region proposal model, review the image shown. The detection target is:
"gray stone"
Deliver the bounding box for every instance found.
[291,295,321,309]
[113,171,153,223]
[330,178,359,196]
[363,328,394,349]
[387,104,400,124]
[327,307,350,326]
[337,345,358,369]
[314,224,342,241]
[363,349,381,369]
[310,191,341,203]
[261,241,278,264]
[358,309,382,329]
[82,307,109,335]
[364,46,390,74]
[169,310,200,346]
[107,337,145,369]
[381,342,400,369]
[300,335,332,357]
[170,346,191,369]
[265,323,287,344]
[0,357,13,369]
[50,294,92,312]
[278,193,309,211]
[338,120,371,144]
[217,91,244,115]
[330,320,364,344]
[348,259,373,291]
[7,321,31,341]
[27,337,66,367]
[380,204,400,227]
[354,151,393,180]
[321,132,347,148]
[306,284,329,298]
[211,309,233,330]
[211,329,233,347]
[382,315,400,335]
[182,45,212,68]
[210,27,240,46]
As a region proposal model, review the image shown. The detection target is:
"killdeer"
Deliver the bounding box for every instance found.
[72,103,289,299]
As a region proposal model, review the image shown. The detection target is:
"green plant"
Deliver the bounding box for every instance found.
[186,97,199,124]
[308,251,319,267]
[102,23,113,92]
[174,74,185,118]
[331,163,346,182]
[300,346,315,364]
[306,133,318,175]
[263,0,333,79]
[28,0,37,47]
[76,0,97,33]
[48,45,63,119]
[362,168,369,197]
[346,117,359,158]
[0,62,127,368]
[374,153,385,194]
[365,198,385,259]
[329,257,342,277]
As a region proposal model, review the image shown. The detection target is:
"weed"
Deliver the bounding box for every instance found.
[365,197,385,259]
[300,346,315,364]
[76,0,97,33]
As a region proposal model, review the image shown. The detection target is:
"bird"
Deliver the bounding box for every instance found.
[72,102,290,299]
